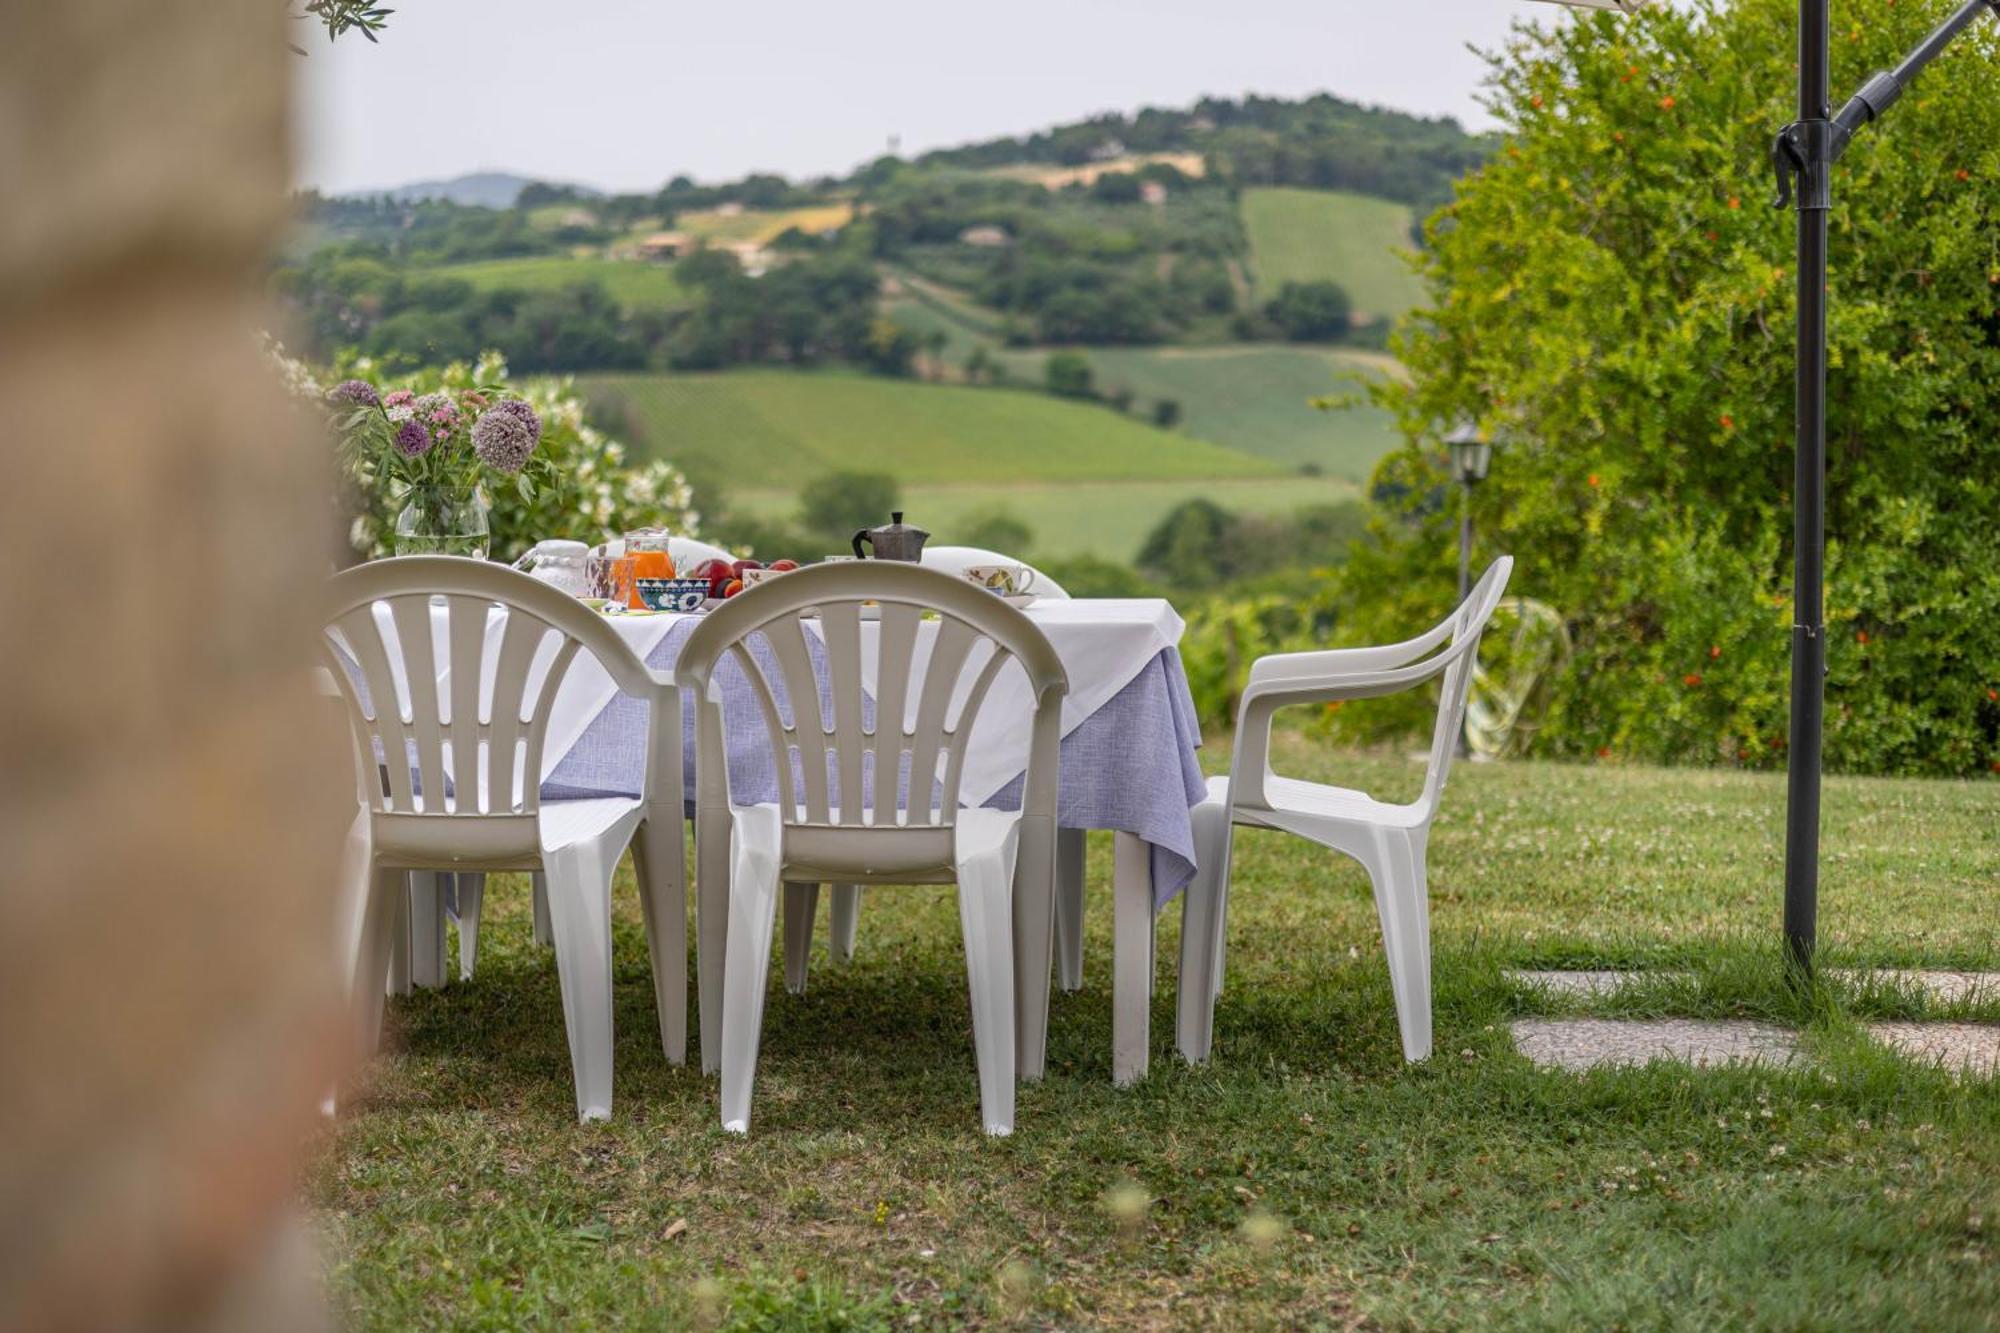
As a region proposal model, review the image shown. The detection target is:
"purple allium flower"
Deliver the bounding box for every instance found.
[471,403,538,474]
[327,378,380,408]
[393,418,433,458]
[492,397,541,438]
[414,392,461,432]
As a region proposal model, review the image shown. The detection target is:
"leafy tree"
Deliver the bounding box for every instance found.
[1091,171,1144,205]
[1044,350,1094,399]
[1266,280,1352,342]
[1137,498,1237,586]
[1152,398,1184,430]
[957,507,1035,556]
[799,472,902,549]
[1340,0,2000,776]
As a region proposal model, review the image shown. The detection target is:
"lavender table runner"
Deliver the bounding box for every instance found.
[543,619,1208,905]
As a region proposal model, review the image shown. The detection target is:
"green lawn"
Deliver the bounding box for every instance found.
[581,369,1280,488]
[314,741,1998,1328]
[732,474,1361,563]
[427,257,689,309]
[1240,187,1428,323]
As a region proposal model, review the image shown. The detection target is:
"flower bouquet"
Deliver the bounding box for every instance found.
[326,376,550,559]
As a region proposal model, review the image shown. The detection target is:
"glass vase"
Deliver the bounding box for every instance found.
[392,484,491,559]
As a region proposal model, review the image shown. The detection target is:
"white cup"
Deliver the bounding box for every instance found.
[961,563,1038,597]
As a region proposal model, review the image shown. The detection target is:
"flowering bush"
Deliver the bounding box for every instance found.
[271,343,699,563]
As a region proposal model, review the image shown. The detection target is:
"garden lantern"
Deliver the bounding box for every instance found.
[1529,0,2000,975]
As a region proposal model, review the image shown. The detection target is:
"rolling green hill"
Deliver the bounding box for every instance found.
[1240,187,1427,321]
[886,284,1403,479]
[579,369,1280,487]
[428,257,689,308]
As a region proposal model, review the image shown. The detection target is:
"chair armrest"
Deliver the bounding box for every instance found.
[1245,618,1458,691]
[1243,631,1476,708]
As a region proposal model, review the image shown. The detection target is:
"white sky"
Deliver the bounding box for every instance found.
[297,1,1591,195]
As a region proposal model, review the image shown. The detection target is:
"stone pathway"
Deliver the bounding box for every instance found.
[1866,1023,2000,1077]
[1833,970,2000,1004]
[1508,970,1691,997]
[1505,970,1999,1076]
[1511,1018,1800,1072]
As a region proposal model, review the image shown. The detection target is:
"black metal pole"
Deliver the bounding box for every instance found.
[1782,0,1831,977]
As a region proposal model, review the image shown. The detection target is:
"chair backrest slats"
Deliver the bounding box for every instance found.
[765,614,833,823]
[869,601,921,820]
[905,617,980,822]
[324,556,670,824]
[445,596,487,812]
[938,643,1011,814]
[728,640,797,817]
[675,563,1068,835]
[388,595,449,812]
[333,605,418,811]
[1417,557,1513,816]
[818,600,868,820]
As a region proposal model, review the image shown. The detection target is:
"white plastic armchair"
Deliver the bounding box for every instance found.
[1177,557,1514,1067]
[675,561,1067,1135]
[805,547,1078,989]
[320,556,687,1122]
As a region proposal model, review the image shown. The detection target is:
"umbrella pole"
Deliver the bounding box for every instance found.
[1781,0,1831,978]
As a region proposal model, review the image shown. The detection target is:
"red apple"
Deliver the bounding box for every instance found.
[730,559,764,578]
[769,558,800,572]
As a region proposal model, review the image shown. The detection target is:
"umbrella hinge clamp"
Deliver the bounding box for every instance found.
[1772,122,1834,212]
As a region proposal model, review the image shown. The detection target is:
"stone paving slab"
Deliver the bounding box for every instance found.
[1511,1018,1801,1072]
[1833,971,2000,1005]
[1867,1023,2000,1078]
[1507,970,1693,997]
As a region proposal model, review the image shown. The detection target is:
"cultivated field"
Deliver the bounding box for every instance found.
[428,256,688,308]
[582,369,1276,488]
[1240,186,1428,322]
[983,152,1209,190]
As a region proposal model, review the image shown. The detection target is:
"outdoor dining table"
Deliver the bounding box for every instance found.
[531,595,1208,1084]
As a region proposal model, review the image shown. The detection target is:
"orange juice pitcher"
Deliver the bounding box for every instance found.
[623,528,675,607]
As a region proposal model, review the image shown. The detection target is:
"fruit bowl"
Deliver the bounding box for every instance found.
[634,578,709,613]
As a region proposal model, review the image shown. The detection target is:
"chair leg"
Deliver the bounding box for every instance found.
[407,872,448,990]
[542,844,619,1122]
[453,873,485,982]
[1176,800,1232,1065]
[1054,827,1085,992]
[957,848,1019,1137]
[1112,832,1155,1087]
[1367,826,1434,1063]
[721,813,784,1134]
[696,806,732,1075]
[782,882,819,994]
[385,880,412,998]
[828,884,860,963]
[531,871,553,947]
[632,817,688,1066]
[352,866,403,1063]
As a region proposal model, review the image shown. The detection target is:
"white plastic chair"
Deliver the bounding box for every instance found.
[811,548,1083,988]
[321,556,687,1122]
[1176,557,1514,1067]
[676,561,1067,1135]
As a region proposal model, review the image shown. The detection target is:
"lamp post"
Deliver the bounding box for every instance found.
[1446,420,1494,608]
[1447,420,1494,758]
[1528,0,1999,977]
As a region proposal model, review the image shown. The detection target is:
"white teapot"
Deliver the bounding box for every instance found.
[513,539,591,597]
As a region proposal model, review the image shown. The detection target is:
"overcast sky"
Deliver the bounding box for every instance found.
[297,1,1590,195]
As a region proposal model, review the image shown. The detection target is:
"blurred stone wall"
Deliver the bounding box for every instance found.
[0,2,349,1327]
